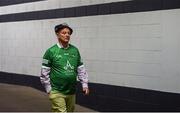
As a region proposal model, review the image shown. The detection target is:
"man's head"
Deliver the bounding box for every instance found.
[55,23,73,44]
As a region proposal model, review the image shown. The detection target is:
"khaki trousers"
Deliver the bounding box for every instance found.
[49,90,75,113]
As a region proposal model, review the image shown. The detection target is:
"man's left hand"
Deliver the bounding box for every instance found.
[83,87,90,95]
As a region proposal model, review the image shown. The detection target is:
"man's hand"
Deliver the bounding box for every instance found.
[83,87,90,95]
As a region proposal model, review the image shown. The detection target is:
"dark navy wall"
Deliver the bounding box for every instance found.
[0,72,180,112]
[0,0,180,23]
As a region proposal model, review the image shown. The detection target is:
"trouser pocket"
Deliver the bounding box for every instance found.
[49,90,57,100]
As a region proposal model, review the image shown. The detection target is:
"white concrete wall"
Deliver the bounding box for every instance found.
[0,0,180,94]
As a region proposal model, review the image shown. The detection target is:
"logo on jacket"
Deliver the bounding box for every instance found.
[64,60,74,71]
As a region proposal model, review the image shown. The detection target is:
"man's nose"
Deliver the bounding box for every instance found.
[66,33,70,37]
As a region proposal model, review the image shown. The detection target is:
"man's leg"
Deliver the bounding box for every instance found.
[49,90,67,112]
[66,94,75,112]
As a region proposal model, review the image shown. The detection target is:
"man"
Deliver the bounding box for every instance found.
[40,23,89,112]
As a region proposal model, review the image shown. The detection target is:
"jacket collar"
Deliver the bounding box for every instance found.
[57,42,70,49]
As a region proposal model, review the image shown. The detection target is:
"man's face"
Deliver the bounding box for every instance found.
[57,28,71,43]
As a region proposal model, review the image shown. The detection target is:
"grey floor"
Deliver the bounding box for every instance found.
[0,83,95,112]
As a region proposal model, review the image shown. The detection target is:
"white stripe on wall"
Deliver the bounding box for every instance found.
[0,0,131,15]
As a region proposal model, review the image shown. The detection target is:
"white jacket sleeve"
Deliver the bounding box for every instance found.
[40,66,51,93]
[77,65,89,88]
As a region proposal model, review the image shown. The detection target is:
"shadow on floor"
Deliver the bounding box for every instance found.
[0,83,95,112]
